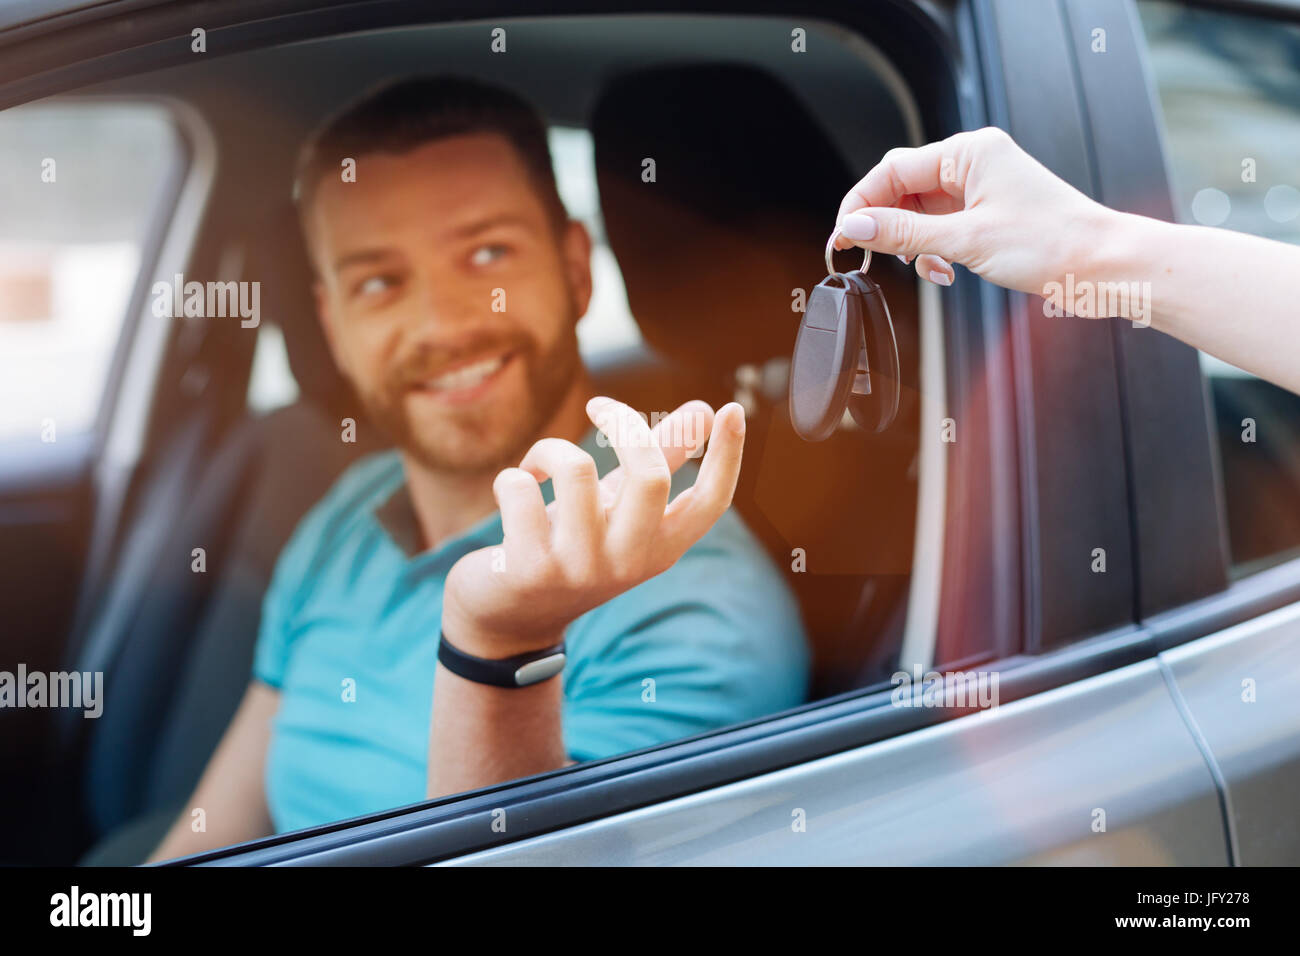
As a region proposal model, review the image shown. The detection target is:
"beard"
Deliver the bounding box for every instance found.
[356,309,582,476]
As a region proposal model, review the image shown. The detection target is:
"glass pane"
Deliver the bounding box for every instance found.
[0,101,180,440]
[1139,0,1300,573]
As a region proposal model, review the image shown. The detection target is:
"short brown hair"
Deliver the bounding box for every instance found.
[293,75,567,253]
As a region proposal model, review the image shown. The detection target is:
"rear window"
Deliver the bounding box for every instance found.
[0,101,182,441]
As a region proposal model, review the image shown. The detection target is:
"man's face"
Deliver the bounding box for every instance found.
[307,132,592,473]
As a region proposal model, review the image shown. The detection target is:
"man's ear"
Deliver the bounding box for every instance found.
[560,218,594,322]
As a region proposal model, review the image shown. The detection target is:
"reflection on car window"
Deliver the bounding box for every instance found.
[1140,0,1300,574]
[0,102,180,441]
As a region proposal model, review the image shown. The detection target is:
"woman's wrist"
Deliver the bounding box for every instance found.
[1074,203,1135,284]
[1069,204,1172,328]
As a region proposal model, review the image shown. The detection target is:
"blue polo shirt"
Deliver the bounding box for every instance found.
[252,426,809,834]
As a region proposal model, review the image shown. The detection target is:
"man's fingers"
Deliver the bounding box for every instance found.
[650,399,714,470]
[660,401,746,556]
[587,396,673,556]
[517,437,603,553]
[492,467,549,556]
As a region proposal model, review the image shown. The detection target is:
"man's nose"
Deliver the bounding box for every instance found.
[414,274,488,331]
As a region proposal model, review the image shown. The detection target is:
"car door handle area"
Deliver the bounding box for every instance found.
[434,660,1229,866]
[1158,600,1300,867]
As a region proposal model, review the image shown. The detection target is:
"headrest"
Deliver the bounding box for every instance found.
[592,63,862,372]
[245,201,365,424]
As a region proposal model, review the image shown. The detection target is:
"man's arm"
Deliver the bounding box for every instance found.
[146,680,278,863]
[428,397,744,798]
[427,646,572,798]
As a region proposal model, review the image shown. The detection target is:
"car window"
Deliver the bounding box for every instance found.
[1139,0,1300,575]
[0,100,182,442]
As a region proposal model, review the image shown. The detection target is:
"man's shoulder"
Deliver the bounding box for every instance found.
[282,449,404,559]
[326,448,405,505]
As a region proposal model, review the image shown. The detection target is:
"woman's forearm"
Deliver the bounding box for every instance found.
[1086,209,1300,394]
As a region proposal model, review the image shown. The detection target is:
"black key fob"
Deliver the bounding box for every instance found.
[789,275,863,441]
[844,269,900,434]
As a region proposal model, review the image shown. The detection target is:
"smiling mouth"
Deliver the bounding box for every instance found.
[411,350,516,399]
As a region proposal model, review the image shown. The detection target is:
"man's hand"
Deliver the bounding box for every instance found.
[440,397,746,658]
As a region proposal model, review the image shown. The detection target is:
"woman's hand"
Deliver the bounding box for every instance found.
[833,126,1116,297]
[441,397,746,658]
[835,126,1300,396]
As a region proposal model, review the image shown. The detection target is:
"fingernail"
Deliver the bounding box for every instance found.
[929,270,952,287]
[840,213,878,241]
[730,403,746,435]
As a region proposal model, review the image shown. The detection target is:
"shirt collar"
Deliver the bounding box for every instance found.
[372,424,615,561]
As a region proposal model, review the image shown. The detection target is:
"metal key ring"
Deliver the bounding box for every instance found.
[825,223,872,281]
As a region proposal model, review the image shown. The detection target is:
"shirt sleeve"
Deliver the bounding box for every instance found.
[250,456,377,689]
[251,522,310,690]
[560,507,810,762]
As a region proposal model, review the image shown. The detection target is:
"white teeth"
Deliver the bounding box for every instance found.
[427,354,507,392]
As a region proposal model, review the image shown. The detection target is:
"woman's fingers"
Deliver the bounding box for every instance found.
[838,204,977,265]
[836,139,959,224]
[891,197,956,284]
[830,128,1019,270]
[916,253,954,286]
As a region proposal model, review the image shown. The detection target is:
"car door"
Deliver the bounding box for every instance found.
[1131,0,1300,867]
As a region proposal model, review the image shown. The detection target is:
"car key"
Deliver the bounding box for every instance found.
[789,228,901,441]
[789,272,863,441]
[843,268,900,434]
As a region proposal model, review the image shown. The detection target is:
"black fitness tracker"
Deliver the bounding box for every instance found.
[437,630,566,688]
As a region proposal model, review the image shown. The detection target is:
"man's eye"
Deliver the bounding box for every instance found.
[470,243,509,267]
[355,275,397,298]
